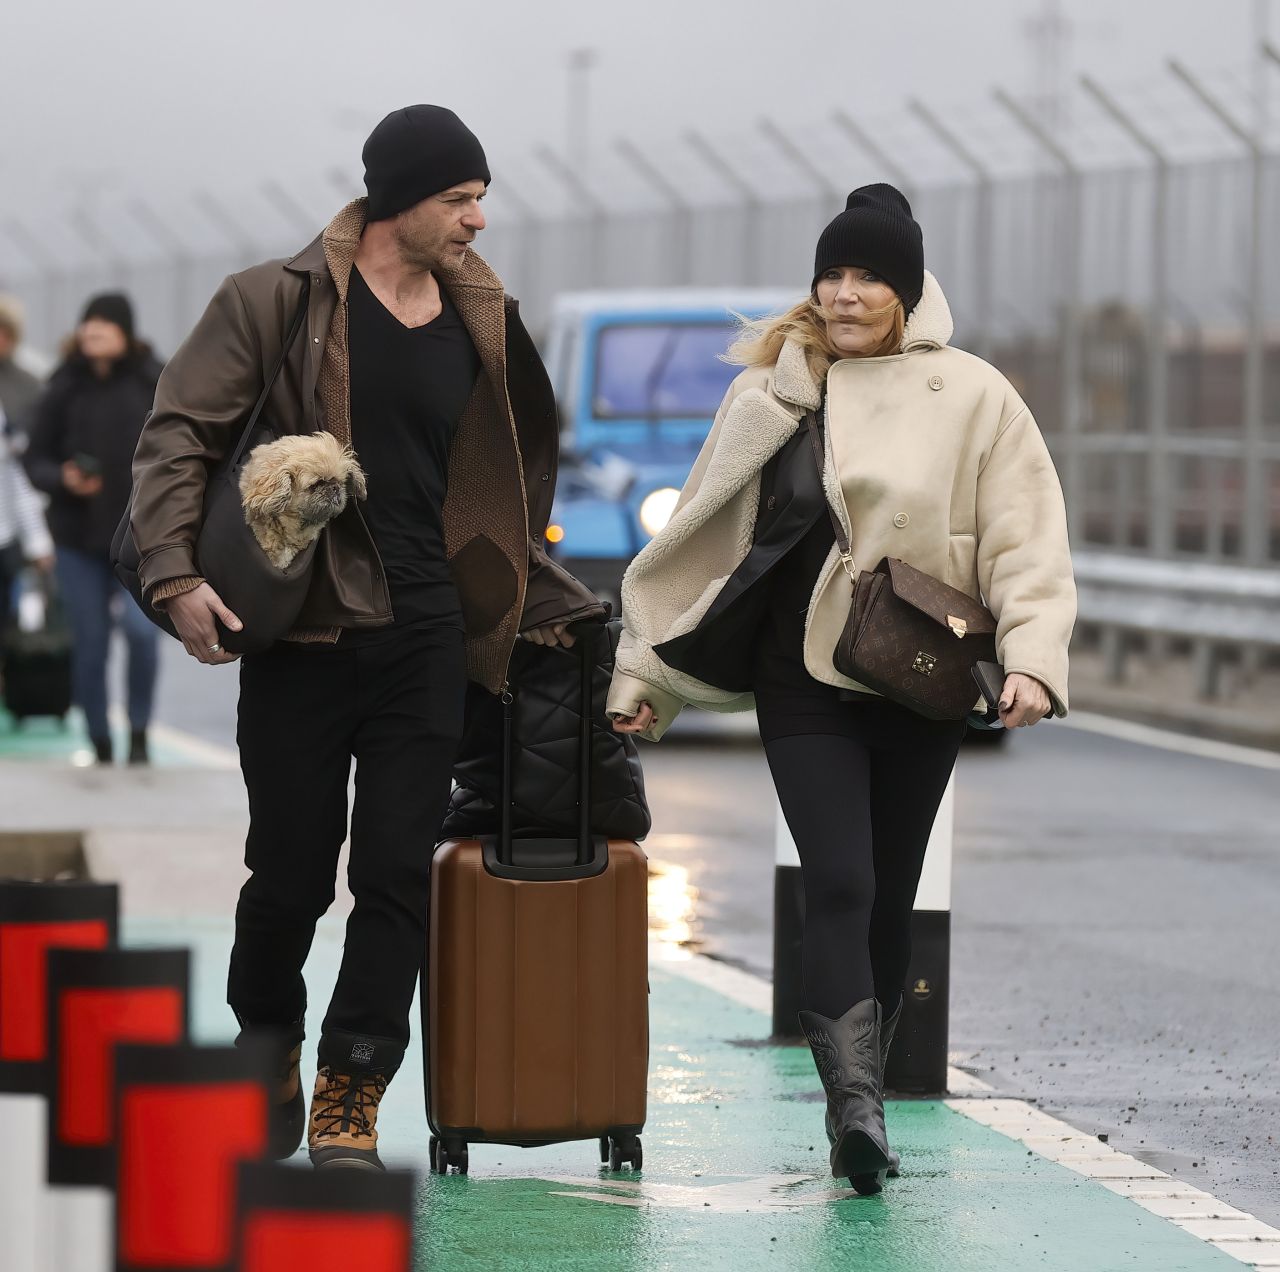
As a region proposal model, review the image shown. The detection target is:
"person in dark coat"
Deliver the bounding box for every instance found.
[24,293,163,764]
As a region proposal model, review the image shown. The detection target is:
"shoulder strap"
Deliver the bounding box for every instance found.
[802,408,857,580]
[228,285,311,468]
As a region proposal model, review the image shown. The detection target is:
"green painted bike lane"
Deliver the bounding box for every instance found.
[0,707,203,766]
[125,916,1241,1272]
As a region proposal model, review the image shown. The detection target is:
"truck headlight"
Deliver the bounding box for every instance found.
[638,487,680,538]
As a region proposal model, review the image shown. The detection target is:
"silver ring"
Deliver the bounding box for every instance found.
[209,643,222,654]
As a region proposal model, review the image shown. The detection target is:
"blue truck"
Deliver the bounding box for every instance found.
[542,288,795,613]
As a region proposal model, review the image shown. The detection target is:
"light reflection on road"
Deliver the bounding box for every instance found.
[647,860,700,958]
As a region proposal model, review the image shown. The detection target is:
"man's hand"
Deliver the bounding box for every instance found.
[160,582,243,665]
[523,622,576,648]
[61,461,103,498]
[998,672,1052,728]
[611,702,656,734]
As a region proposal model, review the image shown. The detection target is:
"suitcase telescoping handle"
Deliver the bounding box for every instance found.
[488,619,607,880]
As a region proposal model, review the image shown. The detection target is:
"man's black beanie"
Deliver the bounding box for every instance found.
[812,183,924,314]
[81,292,135,342]
[363,105,491,222]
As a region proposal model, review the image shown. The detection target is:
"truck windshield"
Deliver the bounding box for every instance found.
[592,323,740,419]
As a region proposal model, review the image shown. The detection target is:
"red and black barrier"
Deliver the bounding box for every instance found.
[113,1042,271,1272]
[0,880,119,1093]
[46,946,189,1186]
[235,1162,415,1272]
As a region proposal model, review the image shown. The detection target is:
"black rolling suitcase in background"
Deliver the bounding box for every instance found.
[1,570,72,723]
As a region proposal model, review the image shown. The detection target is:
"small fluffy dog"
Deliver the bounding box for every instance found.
[239,431,367,569]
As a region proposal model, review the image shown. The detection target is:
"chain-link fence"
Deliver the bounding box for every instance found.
[3,54,1279,568]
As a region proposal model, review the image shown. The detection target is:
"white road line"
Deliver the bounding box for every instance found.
[147,722,239,769]
[659,947,1280,1268]
[1059,710,1280,771]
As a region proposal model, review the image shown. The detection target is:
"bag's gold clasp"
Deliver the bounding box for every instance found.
[946,615,968,638]
[838,550,857,581]
[913,651,937,676]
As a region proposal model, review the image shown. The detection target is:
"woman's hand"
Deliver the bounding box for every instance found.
[612,702,656,734]
[523,622,576,648]
[160,582,243,665]
[998,673,1052,728]
[61,461,103,498]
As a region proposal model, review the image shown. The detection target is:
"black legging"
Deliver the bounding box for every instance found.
[763,707,964,1020]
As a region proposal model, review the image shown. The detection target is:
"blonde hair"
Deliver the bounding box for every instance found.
[725,293,906,381]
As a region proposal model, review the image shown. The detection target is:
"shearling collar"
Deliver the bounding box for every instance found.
[287,197,507,304]
[770,269,955,411]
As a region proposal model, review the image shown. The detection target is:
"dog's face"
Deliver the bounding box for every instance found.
[241,432,367,534]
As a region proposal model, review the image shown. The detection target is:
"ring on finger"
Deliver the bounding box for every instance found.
[209,643,222,654]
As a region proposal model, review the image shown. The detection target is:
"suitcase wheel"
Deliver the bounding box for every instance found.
[432,1136,469,1176]
[606,1133,642,1173]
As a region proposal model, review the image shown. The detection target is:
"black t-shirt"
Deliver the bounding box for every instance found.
[342,266,481,641]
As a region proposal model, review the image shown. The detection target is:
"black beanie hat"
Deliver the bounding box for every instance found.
[363,105,491,222]
[812,183,924,314]
[80,292,135,342]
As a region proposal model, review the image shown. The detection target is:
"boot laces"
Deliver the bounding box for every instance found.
[313,1067,387,1141]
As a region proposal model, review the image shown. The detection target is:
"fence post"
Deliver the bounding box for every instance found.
[617,138,694,285]
[1169,58,1268,567]
[1080,75,1173,558]
[830,110,917,204]
[536,145,608,289]
[908,99,995,362]
[994,88,1084,544]
[686,130,762,286]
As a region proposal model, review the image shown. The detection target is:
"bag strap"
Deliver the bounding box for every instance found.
[802,408,857,582]
[227,285,312,469]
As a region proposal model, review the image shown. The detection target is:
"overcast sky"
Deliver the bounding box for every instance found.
[0,0,1273,265]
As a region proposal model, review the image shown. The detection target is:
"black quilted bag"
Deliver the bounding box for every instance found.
[441,618,651,842]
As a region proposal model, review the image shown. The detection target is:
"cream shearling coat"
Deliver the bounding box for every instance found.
[605,271,1077,741]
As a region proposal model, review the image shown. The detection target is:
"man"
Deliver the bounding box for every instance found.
[129,105,601,1170]
[0,296,44,440]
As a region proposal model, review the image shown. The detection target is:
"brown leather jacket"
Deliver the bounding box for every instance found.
[130,200,601,692]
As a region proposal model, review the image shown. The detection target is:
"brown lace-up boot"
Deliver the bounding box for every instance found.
[307,1066,388,1171]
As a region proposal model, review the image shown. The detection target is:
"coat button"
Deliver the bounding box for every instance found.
[541,473,550,481]
[893,512,910,528]
[928,375,944,391]
[313,336,320,343]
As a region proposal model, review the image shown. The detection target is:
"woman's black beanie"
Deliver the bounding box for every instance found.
[363,105,491,222]
[812,183,924,314]
[81,292,135,341]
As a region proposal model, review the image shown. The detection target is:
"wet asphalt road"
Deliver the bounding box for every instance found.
[150,638,1280,1227]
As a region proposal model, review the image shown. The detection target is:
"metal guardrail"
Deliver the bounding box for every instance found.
[1072,549,1280,694]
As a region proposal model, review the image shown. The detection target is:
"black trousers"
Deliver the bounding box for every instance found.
[229,624,466,1075]
[760,699,965,1021]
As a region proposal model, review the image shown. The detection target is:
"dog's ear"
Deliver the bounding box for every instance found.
[241,464,294,520]
[345,462,368,501]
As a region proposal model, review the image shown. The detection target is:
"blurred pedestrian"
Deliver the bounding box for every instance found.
[23,292,163,764]
[0,295,44,441]
[609,184,1076,1192]
[128,105,598,1171]
[0,404,55,636]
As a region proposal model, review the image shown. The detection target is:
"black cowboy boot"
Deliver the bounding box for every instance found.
[880,996,904,1178]
[799,998,893,1195]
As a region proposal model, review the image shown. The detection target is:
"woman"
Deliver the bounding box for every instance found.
[608,185,1075,1193]
[24,293,163,764]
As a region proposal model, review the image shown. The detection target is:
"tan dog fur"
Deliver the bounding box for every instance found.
[240,431,367,569]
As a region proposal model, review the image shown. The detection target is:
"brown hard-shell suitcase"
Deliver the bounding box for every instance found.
[423,628,649,1175]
